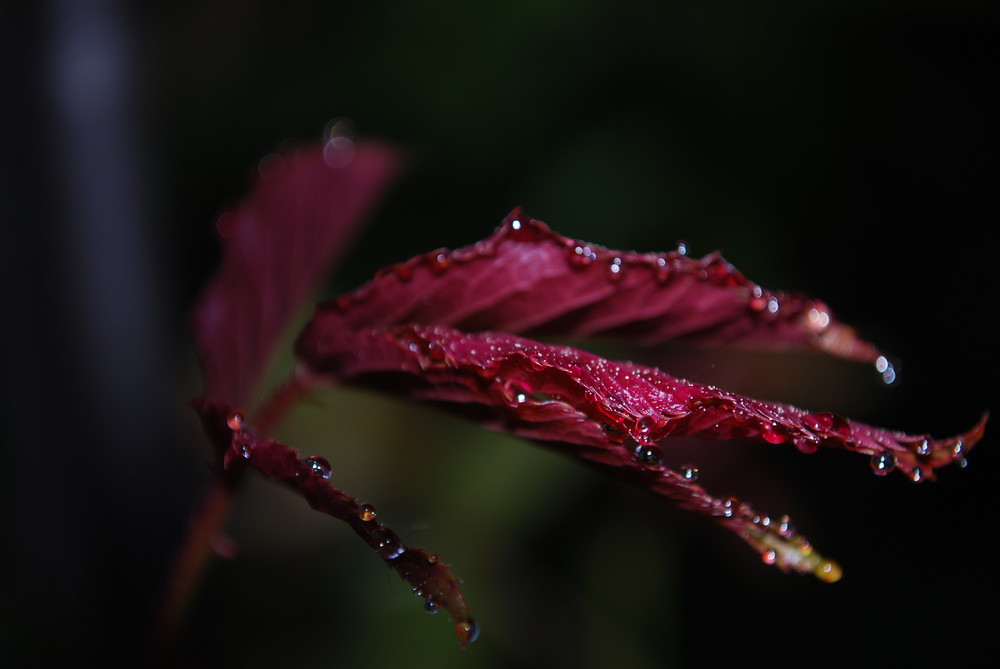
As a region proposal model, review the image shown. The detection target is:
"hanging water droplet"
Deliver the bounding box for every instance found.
[427,553,440,564]
[815,560,843,583]
[305,456,332,480]
[226,411,245,431]
[953,439,965,457]
[680,464,699,481]
[875,355,896,385]
[911,468,924,483]
[793,436,820,454]
[424,597,440,614]
[762,549,777,565]
[870,453,896,476]
[956,457,968,469]
[915,439,931,456]
[358,503,377,522]
[761,422,789,444]
[455,619,480,646]
[634,443,663,468]
[635,416,655,434]
[373,528,405,560]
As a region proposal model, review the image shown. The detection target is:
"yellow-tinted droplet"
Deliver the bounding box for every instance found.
[815,560,843,583]
[455,619,480,646]
[358,503,377,522]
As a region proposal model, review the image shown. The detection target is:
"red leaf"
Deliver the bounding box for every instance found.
[193,142,400,408]
[192,399,478,646]
[312,208,883,364]
[296,322,986,578]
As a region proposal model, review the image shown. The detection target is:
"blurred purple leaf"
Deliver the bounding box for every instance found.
[193,141,400,408]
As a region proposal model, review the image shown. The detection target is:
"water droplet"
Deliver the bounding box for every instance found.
[358,503,377,522]
[762,549,777,565]
[915,439,930,456]
[793,436,820,454]
[910,468,924,483]
[654,257,670,282]
[815,560,843,583]
[722,497,737,518]
[803,412,835,433]
[567,243,597,269]
[806,307,831,331]
[323,135,356,168]
[426,250,450,275]
[777,515,795,538]
[455,619,480,646]
[635,416,655,434]
[870,453,896,476]
[875,355,896,385]
[373,528,405,560]
[427,553,440,564]
[767,297,780,314]
[305,456,332,480]
[226,411,245,431]
[504,212,547,241]
[257,153,284,180]
[426,342,446,362]
[761,422,789,444]
[608,257,624,281]
[676,240,688,256]
[680,464,699,481]
[424,598,440,614]
[634,443,663,468]
[953,439,965,457]
[956,457,968,469]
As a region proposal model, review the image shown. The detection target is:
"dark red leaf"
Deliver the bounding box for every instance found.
[312,208,883,365]
[193,142,400,408]
[297,322,986,577]
[193,398,478,646]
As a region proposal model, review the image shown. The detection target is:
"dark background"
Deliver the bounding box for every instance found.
[2,1,996,667]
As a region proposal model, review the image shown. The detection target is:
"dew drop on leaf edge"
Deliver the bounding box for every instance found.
[358,503,377,522]
[870,453,896,476]
[305,455,332,480]
[456,619,480,646]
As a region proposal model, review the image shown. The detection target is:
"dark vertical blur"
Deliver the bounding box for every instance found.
[1,0,198,664]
